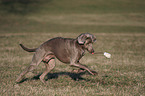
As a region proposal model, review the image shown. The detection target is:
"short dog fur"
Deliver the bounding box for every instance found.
[16,33,97,83]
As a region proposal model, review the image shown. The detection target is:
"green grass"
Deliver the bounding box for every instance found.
[0,33,145,96]
[0,0,145,96]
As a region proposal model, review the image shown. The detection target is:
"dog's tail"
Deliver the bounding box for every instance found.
[19,44,37,52]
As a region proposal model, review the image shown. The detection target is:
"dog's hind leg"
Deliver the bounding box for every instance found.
[40,56,55,84]
[16,64,37,83]
[16,48,46,83]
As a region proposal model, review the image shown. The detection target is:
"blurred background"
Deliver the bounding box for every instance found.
[0,0,145,34]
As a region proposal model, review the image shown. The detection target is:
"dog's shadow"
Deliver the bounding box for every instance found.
[16,71,88,83]
[17,71,107,85]
[32,71,87,82]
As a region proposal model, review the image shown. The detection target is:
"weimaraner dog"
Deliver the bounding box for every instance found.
[16,33,97,84]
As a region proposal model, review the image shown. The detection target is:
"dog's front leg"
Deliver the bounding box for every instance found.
[70,63,97,75]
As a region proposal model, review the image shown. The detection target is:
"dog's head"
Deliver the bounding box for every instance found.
[77,33,96,54]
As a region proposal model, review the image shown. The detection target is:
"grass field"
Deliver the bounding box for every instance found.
[0,0,145,96]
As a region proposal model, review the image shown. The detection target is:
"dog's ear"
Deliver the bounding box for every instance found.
[77,34,87,44]
[77,33,96,44]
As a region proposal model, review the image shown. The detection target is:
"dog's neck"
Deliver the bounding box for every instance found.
[74,40,86,56]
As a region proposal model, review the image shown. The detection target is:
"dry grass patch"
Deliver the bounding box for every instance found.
[0,32,145,96]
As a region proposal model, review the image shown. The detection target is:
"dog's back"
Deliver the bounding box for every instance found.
[42,37,82,63]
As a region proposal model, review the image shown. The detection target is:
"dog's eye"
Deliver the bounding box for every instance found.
[86,43,89,45]
[85,39,92,45]
[86,42,91,45]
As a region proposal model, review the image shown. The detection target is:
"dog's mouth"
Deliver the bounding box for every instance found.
[88,49,94,54]
[92,52,94,54]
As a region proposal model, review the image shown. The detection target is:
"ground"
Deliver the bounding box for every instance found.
[0,0,145,96]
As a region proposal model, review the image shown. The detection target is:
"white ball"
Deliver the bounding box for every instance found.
[104,52,111,58]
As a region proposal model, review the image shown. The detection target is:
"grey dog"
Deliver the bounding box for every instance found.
[16,33,97,83]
